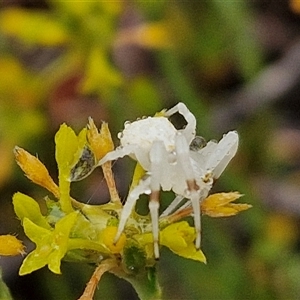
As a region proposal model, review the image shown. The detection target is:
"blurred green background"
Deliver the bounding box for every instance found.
[1,1,300,299]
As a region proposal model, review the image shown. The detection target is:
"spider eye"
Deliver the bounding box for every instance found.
[70,146,96,181]
[189,136,207,151]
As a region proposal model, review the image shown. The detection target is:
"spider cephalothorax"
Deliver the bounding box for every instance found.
[98,103,238,258]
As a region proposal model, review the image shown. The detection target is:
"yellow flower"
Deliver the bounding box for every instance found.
[99,226,126,254]
[14,146,59,198]
[87,118,121,204]
[0,235,25,256]
[167,192,251,223]
[19,211,78,275]
[87,118,114,161]
[201,192,251,218]
[134,221,206,263]
[160,222,206,263]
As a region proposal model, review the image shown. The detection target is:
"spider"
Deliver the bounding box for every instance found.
[98,103,239,258]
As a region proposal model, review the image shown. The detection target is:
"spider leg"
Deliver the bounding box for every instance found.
[172,195,192,212]
[149,140,167,259]
[175,133,201,249]
[160,195,185,217]
[97,144,136,166]
[165,102,196,144]
[149,189,160,259]
[114,176,151,243]
[205,131,239,179]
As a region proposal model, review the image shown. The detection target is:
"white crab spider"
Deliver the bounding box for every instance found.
[98,102,238,258]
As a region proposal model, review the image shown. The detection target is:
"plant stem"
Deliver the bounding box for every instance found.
[0,268,13,300]
[112,266,162,300]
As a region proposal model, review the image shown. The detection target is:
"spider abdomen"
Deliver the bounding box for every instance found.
[119,117,177,153]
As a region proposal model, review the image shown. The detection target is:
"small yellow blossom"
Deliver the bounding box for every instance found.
[167,192,251,223]
[201,192,251,218]
[19,211,78,275]
[87,119,114,161]
[0,235,25,256]
[160,222,194,251]
[87,118,121,204]
[134,222,206,263]
[14,146,59,198]
[100,227,126,254]
[160,222,206,263]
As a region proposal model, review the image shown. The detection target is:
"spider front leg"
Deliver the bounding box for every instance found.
[165,102,196,144]
[98,144,136,166]
[113,176,152,244]
[175,133,202,249]
[114,141,165,259]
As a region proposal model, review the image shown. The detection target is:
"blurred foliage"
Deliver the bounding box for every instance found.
[1,0,300,299]
[0,267,13,300]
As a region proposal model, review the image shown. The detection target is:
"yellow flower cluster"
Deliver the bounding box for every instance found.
[6,115,251,299]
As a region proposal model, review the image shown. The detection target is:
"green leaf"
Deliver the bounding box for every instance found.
[0,267,13,300]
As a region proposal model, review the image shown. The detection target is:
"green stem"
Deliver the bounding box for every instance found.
[58,176,73,213]
[68,238,108,253]
[112,267,162,300]
[0,268,13,300]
